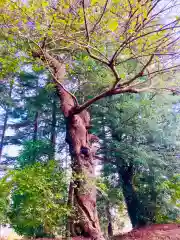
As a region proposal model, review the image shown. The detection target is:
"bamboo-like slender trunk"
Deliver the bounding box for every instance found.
[33,111,38,142]
[0,110,8,162]
[50,98,56,159]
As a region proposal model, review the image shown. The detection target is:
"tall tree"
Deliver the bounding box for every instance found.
[92,93,180,228]
[0,79,14,162]
[1,69,65,166]
[1,1,180,238]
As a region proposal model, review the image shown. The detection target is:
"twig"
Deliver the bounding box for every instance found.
[15,31,80,106]
[90,0,109,34]
[32,48,79,106]
[142,64,180,77]
[121,54,154,87]
[150,87,180,95]
[108,64,121,88]
[82,0,90,41]
[86,48,109,65]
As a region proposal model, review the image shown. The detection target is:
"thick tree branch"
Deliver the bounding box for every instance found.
[74,87,138,114]
[32,49,79,107]
[73,74,179,114]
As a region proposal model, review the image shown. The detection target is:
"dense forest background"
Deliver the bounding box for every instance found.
[0,65,180,238]
[0,0,180,239]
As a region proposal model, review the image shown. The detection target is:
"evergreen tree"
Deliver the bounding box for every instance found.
[92,94,180,228]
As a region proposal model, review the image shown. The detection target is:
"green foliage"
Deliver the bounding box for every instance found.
[0,174,11,225]
[97,177,123,205]
[90,89,180,226]
[0,0,180,235]
[17,140,54,167]
[0,161,69,237]
[1,0,179,90]
[156,175,180,223]
[96,177,124,233]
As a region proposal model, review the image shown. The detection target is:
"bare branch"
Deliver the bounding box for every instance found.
[143,64,180,77]
[109,6,180,64]
[47,35,109,62]
[126,25,180,50]
[147,0,162,16]
[82,0,90,41]
[108,64,121,88]
[32,47,79,106]
[86,48,109,65]
[116,52,178,66]
[121,54,154,87]
[90,0,109,34]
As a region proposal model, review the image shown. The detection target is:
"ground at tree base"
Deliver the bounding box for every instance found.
[112,223,180,240]
[30,223,180,240]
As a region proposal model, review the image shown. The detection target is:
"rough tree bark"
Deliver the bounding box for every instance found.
[32,51,104,239]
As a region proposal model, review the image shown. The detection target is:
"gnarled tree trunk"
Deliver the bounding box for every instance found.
[33,51,104,239]
[60,87,103,239]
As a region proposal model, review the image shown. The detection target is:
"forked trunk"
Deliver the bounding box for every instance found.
[33,51,104,239]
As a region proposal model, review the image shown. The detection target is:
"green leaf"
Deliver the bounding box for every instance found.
[108,19,118,32]
[120,73,126,79]
[91,0,98,5]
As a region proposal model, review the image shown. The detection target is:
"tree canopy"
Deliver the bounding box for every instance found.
[0,0,180,95]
